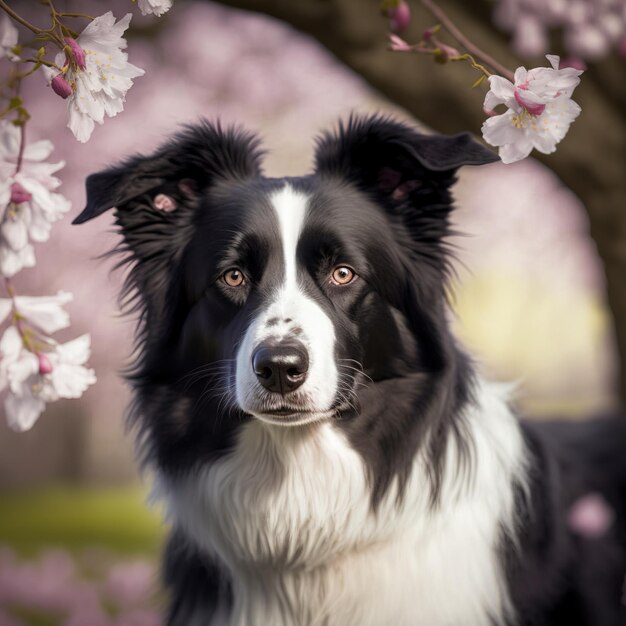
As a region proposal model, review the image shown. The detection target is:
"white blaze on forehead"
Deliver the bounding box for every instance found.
[234,183,339,421]
[271,185,307,287]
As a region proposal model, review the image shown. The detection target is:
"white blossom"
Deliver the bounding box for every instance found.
[481,55,583,164]
[0,122,71,275]
[0,14,19,61]
[0,291,73,334]
[137,0,173,17]
[49,12,145,142]
[0,326,96,432]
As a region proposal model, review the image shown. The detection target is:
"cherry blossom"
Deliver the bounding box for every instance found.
[48,12,145,142]
[137,0,173,17]
[0,122,71,275]
[0,291,73,333]
[481,55,583,164]
[0,326,96,432]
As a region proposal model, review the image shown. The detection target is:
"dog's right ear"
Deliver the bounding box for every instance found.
[74,120,263,225]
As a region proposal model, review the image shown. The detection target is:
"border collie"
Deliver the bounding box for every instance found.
[75,115,626,625]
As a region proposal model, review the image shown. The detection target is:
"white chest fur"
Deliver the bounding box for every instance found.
[159,382,527,626]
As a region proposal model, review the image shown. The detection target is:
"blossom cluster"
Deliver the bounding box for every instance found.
[494,0,626,62]
[482,55,583,163]
[385,3,585,164]
[43,12,145,143]
[0,2,172,432]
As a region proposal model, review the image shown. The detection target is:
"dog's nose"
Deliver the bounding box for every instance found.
[252,342,309,394]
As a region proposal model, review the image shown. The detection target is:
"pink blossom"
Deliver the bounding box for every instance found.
[46,12,145,142]
[482,55,583,163]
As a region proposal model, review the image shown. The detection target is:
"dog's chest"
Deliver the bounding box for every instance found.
[163,418,516,626]
[168,422,381,567]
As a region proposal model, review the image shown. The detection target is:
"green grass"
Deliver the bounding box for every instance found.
[0,485,165,556]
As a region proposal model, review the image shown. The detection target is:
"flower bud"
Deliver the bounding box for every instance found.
[388,1,411,34]
[10,182,32,204]
[37,353,53,375]
[388,34,412,52]
[51,74,73,99]
[64,37,86,70]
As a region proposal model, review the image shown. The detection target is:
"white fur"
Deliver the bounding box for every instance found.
[158,380,528,626]
[235,185,338,423]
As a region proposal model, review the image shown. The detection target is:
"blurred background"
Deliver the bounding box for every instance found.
[0,0,624,624]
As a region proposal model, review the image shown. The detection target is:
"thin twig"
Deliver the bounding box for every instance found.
[420,0,515,81]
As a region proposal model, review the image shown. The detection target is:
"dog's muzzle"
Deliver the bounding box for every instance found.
[252,340,309,395]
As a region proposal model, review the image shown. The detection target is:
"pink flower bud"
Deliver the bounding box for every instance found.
[388,1,411,34]
[10,182,32,204]
[38,353,53,375]
[51,74,73,99]
[11,183,33,204]
[388,34,412,52]
[65,37,86,70]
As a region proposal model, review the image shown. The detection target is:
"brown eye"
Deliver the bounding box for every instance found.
[330,266,356,286]
[223,268,245,287]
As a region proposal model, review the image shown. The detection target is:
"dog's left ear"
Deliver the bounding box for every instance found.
[314,115,497,204]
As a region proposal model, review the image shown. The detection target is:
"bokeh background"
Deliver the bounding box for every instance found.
[0,1,624,624]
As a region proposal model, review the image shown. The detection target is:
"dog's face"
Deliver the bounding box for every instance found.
[76,116,496,481]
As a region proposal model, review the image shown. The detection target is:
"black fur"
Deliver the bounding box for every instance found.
[78,115,626,625]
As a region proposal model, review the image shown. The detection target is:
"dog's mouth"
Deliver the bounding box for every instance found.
[249,404,336,427]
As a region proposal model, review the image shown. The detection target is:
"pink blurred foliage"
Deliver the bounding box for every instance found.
[568,492,615,538]
[494,0,626,60]
[453,159,603,294]
[0,546,159,625]
[104,560,155,609]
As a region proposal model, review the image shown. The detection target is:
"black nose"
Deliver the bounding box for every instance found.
[252,342,309,394]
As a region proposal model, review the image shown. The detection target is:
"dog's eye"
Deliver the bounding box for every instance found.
[330,266,356,286]
[222,268,246,287]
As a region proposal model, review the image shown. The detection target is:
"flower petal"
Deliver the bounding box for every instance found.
[5,391,46,432]
[13,291,73,334]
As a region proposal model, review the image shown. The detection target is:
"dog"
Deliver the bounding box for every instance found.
[75,115,626,625]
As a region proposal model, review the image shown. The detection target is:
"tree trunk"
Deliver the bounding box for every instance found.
[215,0,626,406]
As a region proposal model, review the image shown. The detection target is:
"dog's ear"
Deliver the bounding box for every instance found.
[74,120,263,225]
[314,114,497,205]
[74,121,263,316]
[314,115,497,277]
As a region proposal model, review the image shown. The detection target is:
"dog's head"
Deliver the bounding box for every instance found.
[77,115,496,482]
